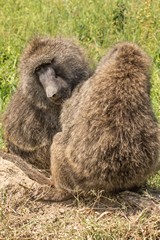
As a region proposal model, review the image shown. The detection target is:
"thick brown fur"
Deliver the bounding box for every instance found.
[2,42,159,202]
[2,36,92,170]
[48,42,159,201]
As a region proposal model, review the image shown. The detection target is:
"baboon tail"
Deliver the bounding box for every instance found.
[0,150,52,186]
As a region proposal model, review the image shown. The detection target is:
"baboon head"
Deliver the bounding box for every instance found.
[19,37,91,107]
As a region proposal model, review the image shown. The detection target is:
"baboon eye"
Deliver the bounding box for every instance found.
[35,62,51,73]
[51,59,55,64]
[35,66,41,72]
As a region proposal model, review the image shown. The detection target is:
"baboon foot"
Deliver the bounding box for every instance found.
[32,185,73,202]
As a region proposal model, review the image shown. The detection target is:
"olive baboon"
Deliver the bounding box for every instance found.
[1,42,159,202]
[2,36,92,170]
[47,42,159,201]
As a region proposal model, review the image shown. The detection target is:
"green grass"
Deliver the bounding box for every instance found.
[0,0,160,112]
[0,0,160,224]
[0,1,160,239]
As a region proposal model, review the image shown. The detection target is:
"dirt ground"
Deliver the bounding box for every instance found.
[0,157,160,240]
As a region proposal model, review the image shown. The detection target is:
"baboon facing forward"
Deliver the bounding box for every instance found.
[3,36,92,170]
[48,42,159,200]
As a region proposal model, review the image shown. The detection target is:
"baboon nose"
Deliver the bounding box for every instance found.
[46,86,58,98]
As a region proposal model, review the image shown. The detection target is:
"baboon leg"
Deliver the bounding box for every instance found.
[50,133,76,198]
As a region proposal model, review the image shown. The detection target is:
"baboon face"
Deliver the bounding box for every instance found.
[35,61,71,105]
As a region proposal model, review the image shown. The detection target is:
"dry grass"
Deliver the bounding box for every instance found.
[0,1,160,239]
[0,158,160,240]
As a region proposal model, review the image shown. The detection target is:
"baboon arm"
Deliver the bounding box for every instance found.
[0,150,52,186]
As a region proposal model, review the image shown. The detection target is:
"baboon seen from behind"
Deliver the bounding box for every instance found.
[48,42,159,201]
[3,36,92,170]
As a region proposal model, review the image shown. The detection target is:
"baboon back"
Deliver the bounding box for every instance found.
[51,42,159,194]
